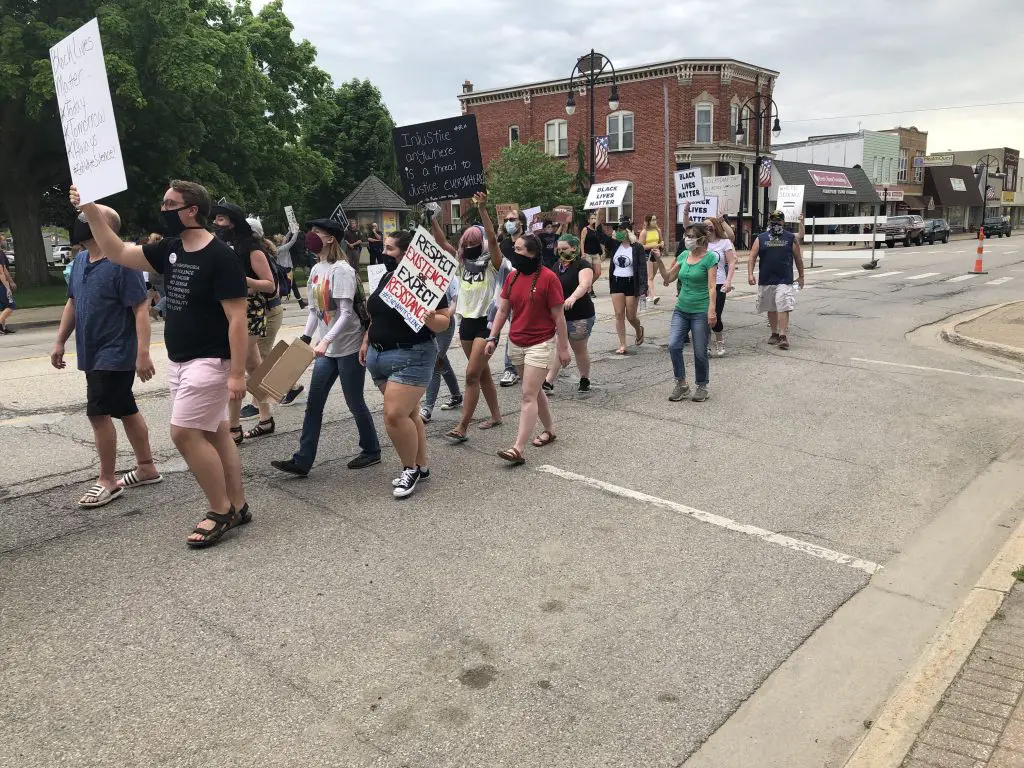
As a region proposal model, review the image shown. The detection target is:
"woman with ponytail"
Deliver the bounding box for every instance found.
[664,222,717,403]
[544,234,595,392]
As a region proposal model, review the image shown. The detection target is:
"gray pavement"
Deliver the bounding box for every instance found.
[3,237,1024,767]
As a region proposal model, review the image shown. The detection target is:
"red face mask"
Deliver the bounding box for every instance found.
[305,232,324,252]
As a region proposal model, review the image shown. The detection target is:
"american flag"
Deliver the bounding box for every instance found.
[595,136,610,171]
[758,157,773,188]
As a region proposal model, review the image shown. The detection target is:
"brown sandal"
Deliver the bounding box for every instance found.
[186,507,236,549]
[497,447,526,465]
[532,431,557,448]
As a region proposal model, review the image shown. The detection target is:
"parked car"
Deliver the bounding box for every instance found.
[921,218,951,245]
[983,215,1012,237]
[53,245,73,264]
[880,214,925,247]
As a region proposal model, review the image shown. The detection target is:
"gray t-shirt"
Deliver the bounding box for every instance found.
[307,260,363,357]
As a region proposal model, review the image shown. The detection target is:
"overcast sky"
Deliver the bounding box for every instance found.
[262,0,1022,154]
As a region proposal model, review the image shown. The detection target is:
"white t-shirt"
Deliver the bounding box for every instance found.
[307,260,363,357]
[612,244,635,278]
[709,238,735,285]
[457,257,498,319]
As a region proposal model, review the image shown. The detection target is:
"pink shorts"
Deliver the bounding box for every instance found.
[167,358,230,433]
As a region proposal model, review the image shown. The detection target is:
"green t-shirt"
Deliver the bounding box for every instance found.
[675,250,718,313]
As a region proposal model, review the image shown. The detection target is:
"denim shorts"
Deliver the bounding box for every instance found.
[366,341,438,389]
[567,315,596,341]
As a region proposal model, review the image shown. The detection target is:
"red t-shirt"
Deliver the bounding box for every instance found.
[501,266,564,347]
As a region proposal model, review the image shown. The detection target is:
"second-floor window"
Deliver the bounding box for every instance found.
[898,149,908,182]
[607,111,634,151]
[509,125,519,145]
[695,104,713,143]
[545,119,568,157]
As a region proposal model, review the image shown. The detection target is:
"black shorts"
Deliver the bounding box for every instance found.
[609,274,637,297]
[648,250,663,263]
[459,315,490,341]
[86,370,139,419]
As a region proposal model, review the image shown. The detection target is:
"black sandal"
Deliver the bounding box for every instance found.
[231,425,244,446]
[228,502,251,530]
[244,418,275,439]
[186,507,236,549]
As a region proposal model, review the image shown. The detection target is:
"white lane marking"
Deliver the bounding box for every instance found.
[869,271,904,278]
[813,268,840,274]
[945,274,979,283]
[1003,250,1018,255]
[850,358,1024,385]
[535,465,882,575]
[986,277,1015,286]
[905,272,941,280]
[834,270,865,276]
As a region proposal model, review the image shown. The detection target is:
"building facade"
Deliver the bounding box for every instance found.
[773,130,900,187]
[878,126,929,197]
[456,57,780,247]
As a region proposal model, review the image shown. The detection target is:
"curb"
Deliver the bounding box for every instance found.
[940,301,1024,365]
[842,507,1024,767]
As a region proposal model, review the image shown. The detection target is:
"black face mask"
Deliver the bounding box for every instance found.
[214,225,233,241]
[160,208,188,236]
[71,217,92,246]
[462,244,483,261]
[511,253,539,275]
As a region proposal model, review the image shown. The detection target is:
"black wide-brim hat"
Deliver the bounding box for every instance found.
[210,202,252,237]
[305,218,347,240]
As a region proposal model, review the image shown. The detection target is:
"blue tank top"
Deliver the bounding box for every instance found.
[757,230,796,285]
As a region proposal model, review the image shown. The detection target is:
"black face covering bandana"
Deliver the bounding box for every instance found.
[71,217,92,246]
[214,225,233,241]
[462,244,483,262]
[160,207,188,236]
[511,253,539,275]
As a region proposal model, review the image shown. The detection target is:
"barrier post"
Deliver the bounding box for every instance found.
[969,227,987,274]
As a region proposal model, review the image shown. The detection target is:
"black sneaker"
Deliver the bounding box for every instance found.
[578,377,591,392]
[542,380,554,393]
[393,467,420,498]
[239,404,259,419]
[440,394,464,411]
[271,459,309,477]
[298,299,308,310]
[0,325,13,335]
[347,453,381,470]
[280,385,305,406]
[393,466,430,486]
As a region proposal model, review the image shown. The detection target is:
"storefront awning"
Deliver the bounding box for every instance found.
[773,160,882,204]
[923,166,984,208]
[902,195,933,212]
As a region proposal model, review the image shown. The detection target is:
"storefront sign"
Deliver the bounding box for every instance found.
[950,178,967,192]
[808,170,852,188]
[923,153,955,166]
[1003,191,1016,204]
[874,187,904,201]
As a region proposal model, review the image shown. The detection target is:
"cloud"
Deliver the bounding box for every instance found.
[263,0,1024,151]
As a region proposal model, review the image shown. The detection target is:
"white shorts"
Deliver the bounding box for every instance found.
[508,339,555,370]
[756,284,796,314]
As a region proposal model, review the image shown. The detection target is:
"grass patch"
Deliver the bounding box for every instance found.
[1013,566,1024,582]
[9,281,69,309]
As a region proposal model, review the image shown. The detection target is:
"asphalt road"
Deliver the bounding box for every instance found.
[2,236,1024,767]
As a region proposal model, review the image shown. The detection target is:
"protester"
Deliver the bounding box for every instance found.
[211,203,278,442]
[275,229,308,308]
[664,221,717,402]
[496,209,528,388]
[343,221,362,267]
[0,237,15,335]
[640,214,666,305]
[271,219,381,477]
[682,205,737,358]
[51,208,161,508]
[360,229,453,498]
[485,233,571,466]
[71,181,250,549]
[420,276,463,424]
[544,233,595,392]
[366,222,385,266]
[580,211,612,299]
[608,217,647,354]
[748,210,805,351]
[432,192,504,443]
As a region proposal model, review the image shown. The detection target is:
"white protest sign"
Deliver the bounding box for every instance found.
[284,206,299,233]
[777,185,805,223]
[584,181,630,210]
[680,197,719,223]
[703,174,742,215]
[50,18,127,205]
[674,168,705,204]
[522,206,542,232]
[367,264,387,293]
[379,226,458,332]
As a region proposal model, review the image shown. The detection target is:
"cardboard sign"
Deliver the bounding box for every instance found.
[247,339,315,402]
[522,206,542,232]
[703,175,742,215]
[284,206,299,233]
[50,18,127,205]
[553,206,574,224]
[367,264,387,293]
[584,181,630,210]
[674,168,705,204]
[496,204,518,221]
[681,197,719,223]
[379,226,458,331]
[393,115,486,204]
[777,185,805,222]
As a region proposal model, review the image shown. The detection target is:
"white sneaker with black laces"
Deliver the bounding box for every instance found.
[500,370,519,387]
[393,467,421,498]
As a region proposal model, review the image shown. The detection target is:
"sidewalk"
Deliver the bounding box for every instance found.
[942,302,1024,365]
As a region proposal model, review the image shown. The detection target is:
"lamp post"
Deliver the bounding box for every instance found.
[566,50,620,186]
[974,154,1001,230]
[735,81,781,245]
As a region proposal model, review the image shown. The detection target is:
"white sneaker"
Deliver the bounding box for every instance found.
[500,370,520,387]
[715,342,726,357]
[419,407,432,423]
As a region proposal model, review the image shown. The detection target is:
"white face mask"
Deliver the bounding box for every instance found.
[504,221,518,235]
[684,237,697,250]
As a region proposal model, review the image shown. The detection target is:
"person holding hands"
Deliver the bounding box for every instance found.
[664,221,717,402]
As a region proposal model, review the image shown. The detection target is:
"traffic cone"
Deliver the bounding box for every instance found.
[969,227,987,274]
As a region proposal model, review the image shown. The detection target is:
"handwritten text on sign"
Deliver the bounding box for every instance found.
[674,168,705,204]
[50,18,127,205]
[685,197,719,223]
[393,116,486,204]
[584,181,630,210]
[380,227,457,331]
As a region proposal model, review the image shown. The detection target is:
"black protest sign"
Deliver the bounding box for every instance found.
[393,115,486,204]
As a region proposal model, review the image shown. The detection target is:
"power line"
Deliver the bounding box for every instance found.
[784,100,1024,124]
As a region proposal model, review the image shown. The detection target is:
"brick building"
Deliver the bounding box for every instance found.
[878,126,930,213]
[454,57,780,247]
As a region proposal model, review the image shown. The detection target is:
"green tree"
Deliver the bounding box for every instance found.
[0,0,333,286]
[574,134,590,196]
[302,79,400,219]
[486,142,584,214]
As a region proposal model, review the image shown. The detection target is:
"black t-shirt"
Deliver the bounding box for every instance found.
[367,230,383,256]
[143,236,248,362]
[499,236,516,261]
[345,229,362,248]
[538,232,559,269]
[555,258,595,321]
[367,270,449,348]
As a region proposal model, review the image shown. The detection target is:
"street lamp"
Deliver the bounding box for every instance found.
[735,83,782,243]
[974,154,1001,230]
[566,50,620,185]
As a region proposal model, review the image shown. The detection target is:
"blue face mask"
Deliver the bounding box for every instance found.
[504,221,518,235]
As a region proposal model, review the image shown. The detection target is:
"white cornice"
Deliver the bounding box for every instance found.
[459,58,779,108]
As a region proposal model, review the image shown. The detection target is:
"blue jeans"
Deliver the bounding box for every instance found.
[424,317,461,411]
[668,310,710,385]
[293,353,381,470]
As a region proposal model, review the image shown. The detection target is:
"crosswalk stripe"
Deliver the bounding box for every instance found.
[905,272,941,280]
[814,268,840,273]
[945,274,978,283]
[869,271,904,278]
[986,277,1015,286]
[835,270,864,276]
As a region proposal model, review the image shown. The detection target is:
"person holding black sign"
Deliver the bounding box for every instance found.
[359,230,453,499]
